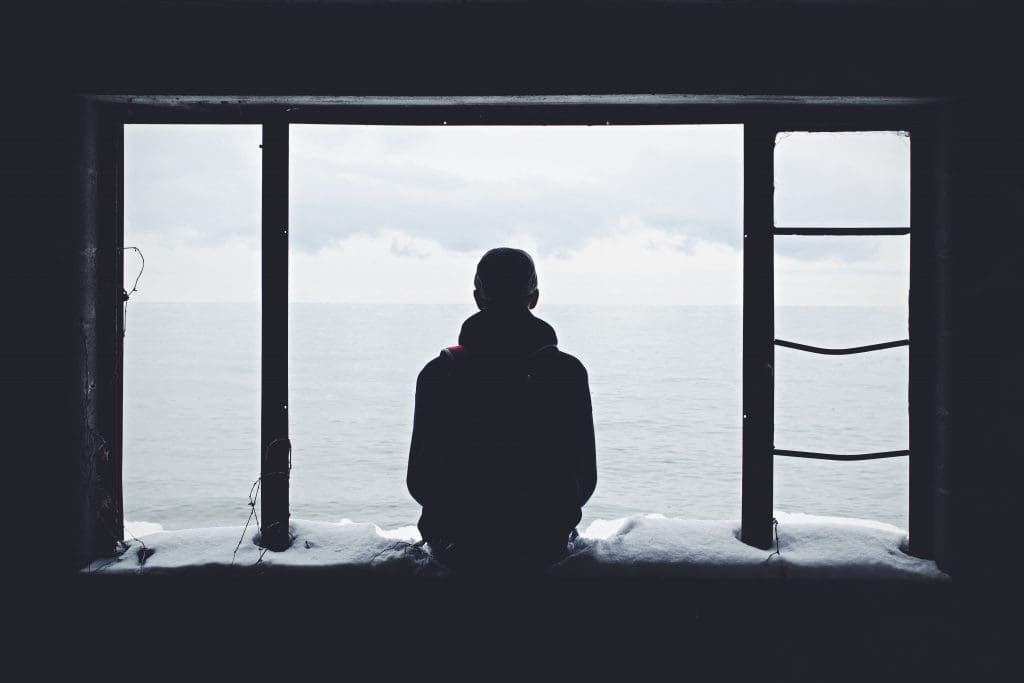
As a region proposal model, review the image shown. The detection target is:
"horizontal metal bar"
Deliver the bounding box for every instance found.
[774,227,911,235]
[774,449,910,461]
[775,338,909,355]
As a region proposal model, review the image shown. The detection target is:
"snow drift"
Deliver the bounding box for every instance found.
[88,513,946,579]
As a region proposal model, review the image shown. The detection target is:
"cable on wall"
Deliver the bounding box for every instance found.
[122,246,145,336]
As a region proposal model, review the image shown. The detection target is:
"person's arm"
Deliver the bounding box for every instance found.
[568,361,597,507]
[407,363,440,507]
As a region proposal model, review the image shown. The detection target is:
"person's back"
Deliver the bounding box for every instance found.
[407,248,597,575]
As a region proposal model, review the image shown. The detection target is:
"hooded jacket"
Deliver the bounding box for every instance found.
[407,307,597,563]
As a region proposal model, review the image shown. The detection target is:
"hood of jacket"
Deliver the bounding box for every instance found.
[457,307,558,355]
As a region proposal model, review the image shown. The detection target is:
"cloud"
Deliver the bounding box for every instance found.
[127,123,747,255]
[121,234,262,303]
[125,125,262,245]
[774,130,910,228]
[773,131,910,262]
[388,233,434,259]
[123,124,913,305]
[288,124,744,255]
[287,227,743,305]
[775,236,910,307]
[124,223,907,307]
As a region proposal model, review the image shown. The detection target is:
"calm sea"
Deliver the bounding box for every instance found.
[123,303,910,532]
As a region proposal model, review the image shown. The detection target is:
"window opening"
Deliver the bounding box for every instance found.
[122,124,262,534]
[287,124,744,533]
[115,113,938,566]
[741,128,916,548]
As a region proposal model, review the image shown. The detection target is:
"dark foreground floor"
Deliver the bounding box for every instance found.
[11,573,1013,681]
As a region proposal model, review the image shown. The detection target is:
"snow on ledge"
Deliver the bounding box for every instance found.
[85,513,948,580]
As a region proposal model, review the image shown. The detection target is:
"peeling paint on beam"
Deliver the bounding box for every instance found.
[90,94,941,108]
[85,0,981,8]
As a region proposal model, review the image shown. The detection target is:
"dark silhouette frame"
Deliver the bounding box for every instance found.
[76,95,950,570]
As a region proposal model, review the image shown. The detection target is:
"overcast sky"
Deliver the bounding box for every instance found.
[124,124,910,306]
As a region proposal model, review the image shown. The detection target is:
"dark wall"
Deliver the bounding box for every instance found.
[949,102,1024,583]
[10,2,1015,97]
[3,2,1022,584]
[1,99,77,572]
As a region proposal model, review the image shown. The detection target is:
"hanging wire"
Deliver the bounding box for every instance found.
[89,514,152,574]
[122,522,153,570]
[231,476,263,566]
[763,517,782,565]
[122,246,145,337]
[368,539,428,564]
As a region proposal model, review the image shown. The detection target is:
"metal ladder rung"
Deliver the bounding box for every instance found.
[774,448,909,461]
[775,338,909,355]
[774,227,910,236]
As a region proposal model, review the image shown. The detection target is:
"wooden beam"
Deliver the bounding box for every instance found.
[741,123,775,549]
[932,116,953,573]
[97,112,125,548]
[908,123,937,560]
[73,98,102,565]
[73,99,125,566]
[260,122,291,552]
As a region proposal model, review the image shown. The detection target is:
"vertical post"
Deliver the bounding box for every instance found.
[741,124,776,549]
[908,122,938,560]
[932,116,953,573]
[73,98,103,565]
[97,113,125,546]
[261,122,291,551]
[73,99,125,565]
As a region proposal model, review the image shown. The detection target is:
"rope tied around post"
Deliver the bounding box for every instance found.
[232,437,292,566]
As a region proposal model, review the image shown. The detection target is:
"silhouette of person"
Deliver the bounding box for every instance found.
[407,247,597,576]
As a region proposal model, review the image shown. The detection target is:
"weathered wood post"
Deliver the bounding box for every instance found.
[741,123,775,550]
[260,121,291,551]
[74,99,125,566]
[908,118,950,563]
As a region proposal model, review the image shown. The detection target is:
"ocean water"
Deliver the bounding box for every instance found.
[122,303,910,532]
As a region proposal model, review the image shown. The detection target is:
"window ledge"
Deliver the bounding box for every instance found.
[83,513,947,580]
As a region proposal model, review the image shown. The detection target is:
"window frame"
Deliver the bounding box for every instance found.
[742,122,946,560]
[83,95,950,568]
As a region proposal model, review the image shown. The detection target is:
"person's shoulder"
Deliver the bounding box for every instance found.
[416,354,451,383]
[545,348,589,379]
[531,314,558,340]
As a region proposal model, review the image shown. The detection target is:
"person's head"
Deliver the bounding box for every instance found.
[473,247,540,311]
